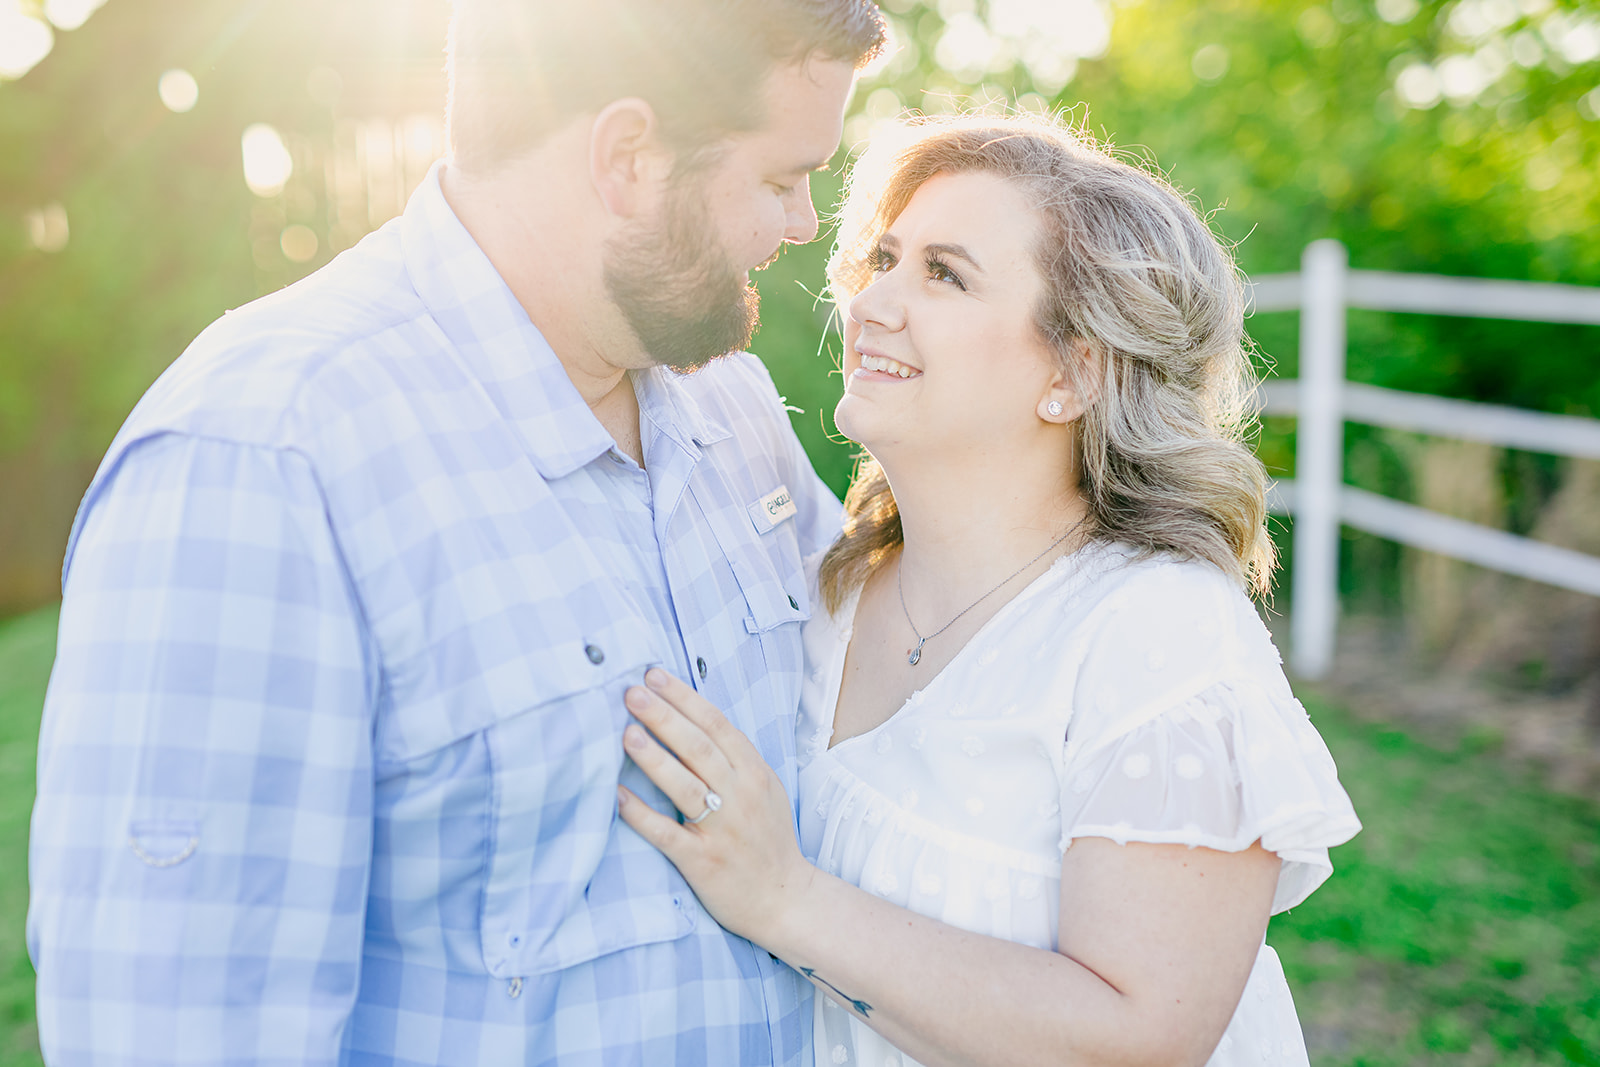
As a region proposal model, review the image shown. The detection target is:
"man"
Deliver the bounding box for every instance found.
[28,1,884,1063]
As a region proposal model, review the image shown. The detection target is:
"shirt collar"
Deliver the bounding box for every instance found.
[400,160,735,479]
[634,364,733,455]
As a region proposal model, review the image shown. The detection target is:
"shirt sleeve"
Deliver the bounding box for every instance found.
[28,432,375,1065]
[1056,561,1361,913]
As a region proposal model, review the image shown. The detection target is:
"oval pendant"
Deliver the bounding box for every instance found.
[908,639,925,666]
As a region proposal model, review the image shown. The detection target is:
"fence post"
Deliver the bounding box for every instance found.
[1291,239,1348,679]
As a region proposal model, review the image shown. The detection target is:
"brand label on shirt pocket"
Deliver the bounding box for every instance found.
[748,484,797,534]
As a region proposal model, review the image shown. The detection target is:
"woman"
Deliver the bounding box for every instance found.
[615,112,1360,1067]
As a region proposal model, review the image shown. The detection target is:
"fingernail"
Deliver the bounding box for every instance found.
[625,686,652,711]
[645,668,669,690]
[624,724,646,750]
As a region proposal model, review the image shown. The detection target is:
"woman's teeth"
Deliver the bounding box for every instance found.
[860,354,920,378]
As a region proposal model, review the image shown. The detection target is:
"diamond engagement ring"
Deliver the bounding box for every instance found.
[684,791,722,825]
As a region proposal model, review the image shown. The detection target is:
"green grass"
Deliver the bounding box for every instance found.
[0,606,52,1067]
[1,607,1597,1065]
[1271,698,1600,1066]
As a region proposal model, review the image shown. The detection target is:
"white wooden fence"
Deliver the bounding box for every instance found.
[1247,239,1600,679]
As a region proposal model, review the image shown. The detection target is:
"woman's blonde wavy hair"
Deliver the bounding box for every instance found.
[817,111,1276,613]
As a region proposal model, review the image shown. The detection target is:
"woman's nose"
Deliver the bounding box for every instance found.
[848,273,903,332]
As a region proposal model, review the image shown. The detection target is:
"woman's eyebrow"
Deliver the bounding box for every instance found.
[923,242,985,273]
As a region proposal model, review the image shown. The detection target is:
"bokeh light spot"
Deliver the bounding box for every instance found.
[1525,151,1563,191]
[1297,6,1339,48]
[158,69,199,113]
[43,0,106,31]
[935,12,1002,79]
[241,124,294,198]
[1395,62,1444,109]
[1192,43,1230,83]
[1579,87,1600,122]
[0,2,54,81]
[1376,0,1420,24]
[1545,14,1600,64]
[25,203,69,253]
[280,224,319,263]
[1510,30,1544,67]
[994,0,1108,92]
[990,0,1110,59]
[1448,0,1520,42]
[1437,53,1493,103]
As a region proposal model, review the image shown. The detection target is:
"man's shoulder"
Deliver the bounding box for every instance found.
[216,224,421,350]
[673,351,791,438]
[121,223,439,451]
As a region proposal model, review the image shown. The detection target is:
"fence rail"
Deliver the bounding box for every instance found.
[1249,269,1600,324]
[1246,240,1600,679]
[1267,479,1600,599]
[1259,381,1600,462]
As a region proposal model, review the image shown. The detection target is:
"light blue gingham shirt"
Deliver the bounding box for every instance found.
[28,162,841,1066]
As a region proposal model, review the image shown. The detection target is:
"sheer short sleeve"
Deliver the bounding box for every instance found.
[1057,560,1361,913]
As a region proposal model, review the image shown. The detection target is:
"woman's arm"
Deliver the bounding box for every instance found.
[617,670,1280,1067]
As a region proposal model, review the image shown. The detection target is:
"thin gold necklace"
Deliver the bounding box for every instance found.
[896,522,1082,666]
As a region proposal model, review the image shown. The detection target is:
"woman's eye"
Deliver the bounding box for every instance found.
[926,257,966,290]
[868,248,895,274]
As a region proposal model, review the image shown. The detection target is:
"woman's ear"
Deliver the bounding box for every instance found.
[1038,341,1101,424]
[589,98,670,218]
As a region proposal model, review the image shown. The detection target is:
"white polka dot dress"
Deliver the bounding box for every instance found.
[796,544,1361,1067]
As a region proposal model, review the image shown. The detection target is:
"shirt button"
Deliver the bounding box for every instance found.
[585,644,605,665]
[696,656,708,680]
[787,594,799,610]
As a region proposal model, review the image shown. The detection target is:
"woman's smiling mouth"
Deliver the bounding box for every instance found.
[856,353,922,378]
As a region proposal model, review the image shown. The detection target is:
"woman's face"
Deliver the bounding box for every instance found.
[834,171,1065,465]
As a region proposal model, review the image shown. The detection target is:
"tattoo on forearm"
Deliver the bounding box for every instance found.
[800,967,874,1018]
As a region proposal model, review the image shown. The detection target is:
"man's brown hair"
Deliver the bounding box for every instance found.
[447,0,886,175]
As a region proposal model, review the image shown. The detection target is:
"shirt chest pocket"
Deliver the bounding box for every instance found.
[474,607,700,978]
[372,568,698,977]
[696,467,812,671]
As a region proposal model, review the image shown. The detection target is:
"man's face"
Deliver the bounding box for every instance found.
[604,57,856,371]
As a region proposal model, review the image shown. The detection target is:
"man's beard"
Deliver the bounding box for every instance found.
[603,185,761,373]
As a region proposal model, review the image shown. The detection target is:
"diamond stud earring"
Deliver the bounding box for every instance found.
[1046,400,1064,417]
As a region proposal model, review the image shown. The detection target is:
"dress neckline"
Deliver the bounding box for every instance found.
[822,540,1115,753]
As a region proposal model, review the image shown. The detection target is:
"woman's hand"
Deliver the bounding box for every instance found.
[616,668,817,945]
